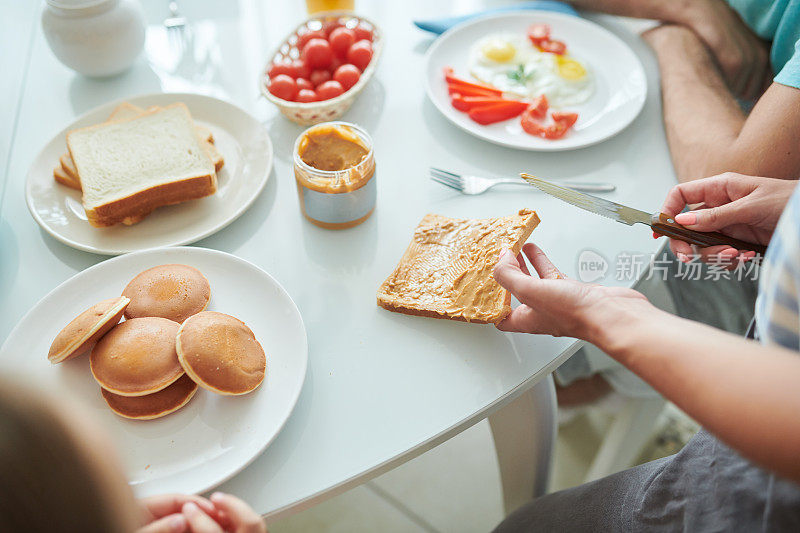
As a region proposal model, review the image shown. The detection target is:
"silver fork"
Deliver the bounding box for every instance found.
[430,167,616,195]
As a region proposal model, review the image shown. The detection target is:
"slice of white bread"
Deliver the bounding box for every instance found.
[57,103,219,187]
[67,103,217,227]
[53,165,81,190]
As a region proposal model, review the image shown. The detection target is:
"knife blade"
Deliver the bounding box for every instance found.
[521,173,767,255]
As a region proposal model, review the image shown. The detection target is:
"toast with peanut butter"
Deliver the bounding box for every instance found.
[377,209,540,324]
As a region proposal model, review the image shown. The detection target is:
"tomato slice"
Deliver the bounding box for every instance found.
[521,107,547,137]
[551,111,578,129]
[468,101,529,125]
[443,67,503,96]
[527,23,551,44]
[527,95,549,119]
[538,39,567,55]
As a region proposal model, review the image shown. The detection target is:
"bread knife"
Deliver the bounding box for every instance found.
[521,173,767,255]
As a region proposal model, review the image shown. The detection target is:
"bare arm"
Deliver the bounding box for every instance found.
[494,242,800,483]
[599,300,800,483]
[645,25,800,182]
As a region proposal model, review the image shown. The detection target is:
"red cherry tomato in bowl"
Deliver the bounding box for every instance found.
[353,24,373,42]
[297,29,326,50]
[316,80,344,100]
[310,69,332,86]
[268,74,297,101]
[296,89,318,103]
[346,40,373,71]
[296,77,313,91]
[329,27,356,58]
[268,60,294,79]
[322,19,343,36]
[333,64,361,90]
[290,59,310,79]
[302,38,334,69]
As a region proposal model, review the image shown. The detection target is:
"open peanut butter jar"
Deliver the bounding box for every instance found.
[293,121,376,229]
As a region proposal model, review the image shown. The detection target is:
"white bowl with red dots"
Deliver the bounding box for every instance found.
[260,12,382,126]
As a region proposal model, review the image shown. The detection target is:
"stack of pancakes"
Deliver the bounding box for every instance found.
[48,264,267,420]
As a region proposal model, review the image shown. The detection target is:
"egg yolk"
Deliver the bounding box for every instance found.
[482,40,516,62]
[557,56,586,80]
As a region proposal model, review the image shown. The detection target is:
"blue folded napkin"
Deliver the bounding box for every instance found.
[413,1,578,35]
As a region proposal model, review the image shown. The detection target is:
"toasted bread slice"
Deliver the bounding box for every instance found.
[67,103,217,227]
[54,165,81,190]
[377,209,540,324]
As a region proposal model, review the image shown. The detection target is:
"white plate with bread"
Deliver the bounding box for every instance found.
[0,246,308,497]
[27,93,273,255]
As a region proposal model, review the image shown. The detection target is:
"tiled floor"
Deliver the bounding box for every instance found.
[269,403,697,532]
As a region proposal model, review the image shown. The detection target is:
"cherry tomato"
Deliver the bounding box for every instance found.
[328,55,343,74]
[302,38,334,69]
[296,89,318,103]
[290,59,310,79]
[346,40,373,71]
[520,108,547,137]
[268,60,294,79]
[538,39,566,55]
[333,64,361,90]
[329,27,356,58]
[310,69,332,86]
[268,74,297,101]
[526,23,550,44]
[297,29,326,50]
[316,80,344,100]
[296,78,313,91]
[322,19,343,36]
[353,24,373,42]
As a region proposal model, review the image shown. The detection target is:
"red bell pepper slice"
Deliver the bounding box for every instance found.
[468,101,529,125]
[443,67,503,96]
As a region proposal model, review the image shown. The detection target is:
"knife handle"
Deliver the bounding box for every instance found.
[650,213,768,255]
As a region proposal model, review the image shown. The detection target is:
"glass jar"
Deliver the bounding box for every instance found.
[293,122,376,229]
[41,0,146,77]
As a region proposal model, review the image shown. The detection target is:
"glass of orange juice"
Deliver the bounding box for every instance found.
[306,0,354,14]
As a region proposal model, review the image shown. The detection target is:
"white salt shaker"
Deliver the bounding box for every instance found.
[41,0,146,77]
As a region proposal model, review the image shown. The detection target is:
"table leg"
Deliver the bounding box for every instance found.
[488,374,557,516]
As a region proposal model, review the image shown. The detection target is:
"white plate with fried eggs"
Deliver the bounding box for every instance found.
[425,11,646,151]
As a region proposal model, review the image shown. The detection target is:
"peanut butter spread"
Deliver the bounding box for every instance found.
[296,124,374,193]
[377,209,540,323]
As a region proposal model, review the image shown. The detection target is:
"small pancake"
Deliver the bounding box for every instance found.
[101,374,198,420]
[48,297,130,364]
[122,264,211,323]
[90,317,183,396]
[176,312,266,395]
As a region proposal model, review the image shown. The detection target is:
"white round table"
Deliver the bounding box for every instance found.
[0,0,675,519]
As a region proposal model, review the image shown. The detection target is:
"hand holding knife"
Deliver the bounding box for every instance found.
[521,173,767,255]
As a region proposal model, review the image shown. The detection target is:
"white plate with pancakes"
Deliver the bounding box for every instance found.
[26,93,273,255]
[0,247,307,497]
[424,11,647,151]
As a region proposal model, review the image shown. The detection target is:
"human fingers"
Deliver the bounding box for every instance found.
[493,248,539,301]
[137,514,188,533]
[516,251,531,276]
[142,495,217,520]
[670,238,694,262]
[660,176,736,217]
[210,493,267,533]
[673,198,753,232]
[495,305,541,333]
[182,502,224,533]
[521,243,564,280]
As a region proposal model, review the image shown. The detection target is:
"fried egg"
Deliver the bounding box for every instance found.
[468,33,594,107]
